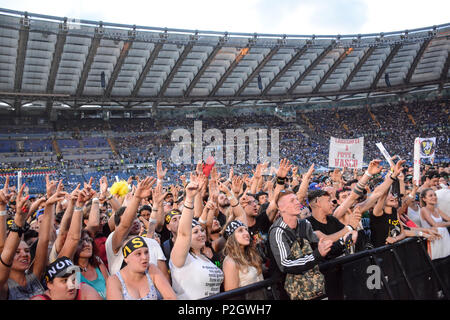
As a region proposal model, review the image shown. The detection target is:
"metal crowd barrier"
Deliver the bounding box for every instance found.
[204,237,450,300]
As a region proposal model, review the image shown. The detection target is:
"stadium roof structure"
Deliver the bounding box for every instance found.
[0,7,449,113]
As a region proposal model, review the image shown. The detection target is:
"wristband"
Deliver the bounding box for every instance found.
[184,203,194,210]
[149,218,157,224]
[92,198,99,203]
[74,206,83,211]
[276,177,286,185]
[0,210,7,216]
[0,255,12,268]
[198,218,206,224]
[408,194,414,199]
[231,202,239,208]
[346,225,354,232]
[107,194,113,201]
[390,175,398,181]
[364,171,373,178]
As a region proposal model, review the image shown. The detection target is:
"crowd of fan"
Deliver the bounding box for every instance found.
[0,154,449,300]
[0,98,449,300]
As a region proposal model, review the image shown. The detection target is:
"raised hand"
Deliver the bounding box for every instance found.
[99,176,108,197]
[15,183,29,215]
[277,158,293,179]
[46,180,66,206]
[70,184,81,203]
[152,183,168,206]
[231,175,244,195]
[135,177,157,200]
[367,159,383,176]
[157,160,168,181]
[185,173,199,199]
[210,166,221,182]
[392,159,406,177]
[0,176,11,206]
[45,174,58,199]
[229,167,234,181]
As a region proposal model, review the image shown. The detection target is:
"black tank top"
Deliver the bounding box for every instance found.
[369,207,401,248]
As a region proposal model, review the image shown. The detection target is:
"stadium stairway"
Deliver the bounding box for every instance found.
[367,106,382,128]
[52,139,61,156]
[403,105,417,126]
[300,113,314,130]
[107,137,119,156]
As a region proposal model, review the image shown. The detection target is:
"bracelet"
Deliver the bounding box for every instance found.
[107,194,113,201]
[149,218,157,224]
[0,210,7,216]
[198,218,206,224]
[74,206,83,211]
[0,255,12,268]
[231,202,239,208]
[346,225,354,232]
[408,194,414,199]
[92,198,99,203]
[364,171,373,178]
[184,204,194,210]
[352,188,363,196]
[390,175,398,181]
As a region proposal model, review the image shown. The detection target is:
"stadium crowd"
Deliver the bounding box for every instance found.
[0,98,449,300]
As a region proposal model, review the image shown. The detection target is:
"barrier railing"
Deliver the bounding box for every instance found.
[203,237,450,300]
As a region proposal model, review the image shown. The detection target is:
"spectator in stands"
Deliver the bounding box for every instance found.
[0,180,63,300]
[104,177,169,281]
[269,188,332,300]
[161,209,181,263]
[419,188,450,260]
[106,236,176,300]
[169,174,224,300]
[31,256,102,300]
[222,219,265,299]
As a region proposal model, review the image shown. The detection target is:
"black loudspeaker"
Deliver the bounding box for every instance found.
[385,73,391,87]
[101,71,106,89]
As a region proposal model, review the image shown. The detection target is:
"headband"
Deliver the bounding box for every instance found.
[122,236,148,259]
[192,218,201,229]
[165,209,181,224]
[224,220,246,240]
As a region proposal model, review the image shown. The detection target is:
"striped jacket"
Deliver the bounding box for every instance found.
[269,216,324,274]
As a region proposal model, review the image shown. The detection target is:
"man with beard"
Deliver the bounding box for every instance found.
[105,177,169,281]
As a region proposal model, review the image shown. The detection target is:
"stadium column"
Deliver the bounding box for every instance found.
[75,27,103,97]
[13,15,30,117]
[439,53,450,92]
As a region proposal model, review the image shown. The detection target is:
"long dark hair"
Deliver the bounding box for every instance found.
[73,229,100,269]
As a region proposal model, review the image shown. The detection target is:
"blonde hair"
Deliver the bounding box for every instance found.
[223,233,262,275]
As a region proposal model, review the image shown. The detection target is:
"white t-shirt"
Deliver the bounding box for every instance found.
[105,231,166,275]
[169,253,224,300]
[436,188,450,216]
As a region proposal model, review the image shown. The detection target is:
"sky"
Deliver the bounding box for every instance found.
[0,0,448,36]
